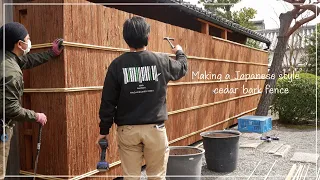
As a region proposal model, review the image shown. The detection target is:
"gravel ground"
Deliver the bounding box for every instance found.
[139,121,319,180]
[200,123,319,180]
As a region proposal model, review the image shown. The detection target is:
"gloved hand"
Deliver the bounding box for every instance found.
[36,113,47,126]
[51,38,64,56]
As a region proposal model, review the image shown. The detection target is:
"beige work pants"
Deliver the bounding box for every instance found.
[117,124,169,180]
[0,126,13,180]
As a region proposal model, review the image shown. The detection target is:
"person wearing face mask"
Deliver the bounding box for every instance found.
[0,22,64,179]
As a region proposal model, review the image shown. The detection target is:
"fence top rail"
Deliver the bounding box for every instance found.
[32,41,268,66]
[211,36,268,53]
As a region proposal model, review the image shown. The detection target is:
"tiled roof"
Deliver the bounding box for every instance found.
[161,0,271,46]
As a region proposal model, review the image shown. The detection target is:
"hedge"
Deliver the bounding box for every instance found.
[272,73,319,124]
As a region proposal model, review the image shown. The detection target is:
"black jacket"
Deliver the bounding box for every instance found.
[99,50,187,135]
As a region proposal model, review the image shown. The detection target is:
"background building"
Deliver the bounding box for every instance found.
[256,25,316,73]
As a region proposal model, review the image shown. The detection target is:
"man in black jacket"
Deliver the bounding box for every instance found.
[97,16,187,180]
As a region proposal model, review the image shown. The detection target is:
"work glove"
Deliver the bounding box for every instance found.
[51,38,64,56]
[172,45,183,54]
[36,113,47,126]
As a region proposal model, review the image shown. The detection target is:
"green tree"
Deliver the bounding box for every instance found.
[301,24,319,75]
[198,0,240,20]
[232,7,257,30]
[256,2,319,116]
[198,0,257,30]
[198,0,259,48]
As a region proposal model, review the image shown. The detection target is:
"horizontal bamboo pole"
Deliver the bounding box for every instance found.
[19,161,121,180]
[33,42,129,53]
[76,108,257,179]
[168,78,265,86]
[24,78,265,93]
[70,161,121,180]
[79,108,256,179]
[21,108,254,180]
[22,91,260,117]
[211,36,268,53]
[186,55,267,66]
[24,86,103,93]
[32,41,268,66]
[168,107,256,144]
[19,170,65,180]
[168,92,261,115]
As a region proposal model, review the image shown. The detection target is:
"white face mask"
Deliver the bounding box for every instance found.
[20,39,32,55]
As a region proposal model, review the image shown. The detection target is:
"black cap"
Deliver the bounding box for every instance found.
[0,22,28,51]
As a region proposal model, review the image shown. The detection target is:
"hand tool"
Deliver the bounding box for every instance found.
[260,136,279,142]
[260,136,272,142]
[34,123,43,180]
[163,37,175,49]
[1,119,9,142]
[97,138,109,171]
[266,136,279,140]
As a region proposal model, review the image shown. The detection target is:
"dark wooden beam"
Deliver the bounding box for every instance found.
[197,18,232,33]
[201,22,209,35]
[221,30,228,39]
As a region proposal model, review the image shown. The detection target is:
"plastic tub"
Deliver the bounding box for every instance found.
[200,130,241,172]
[166,146,205,180]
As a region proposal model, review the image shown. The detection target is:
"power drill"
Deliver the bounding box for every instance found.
[97,138,109,171]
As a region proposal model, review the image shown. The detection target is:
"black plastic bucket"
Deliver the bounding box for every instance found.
[166,146,205,180]
[200,130,241,172]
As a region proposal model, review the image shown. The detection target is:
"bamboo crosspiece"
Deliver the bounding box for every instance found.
[32,41,269,66]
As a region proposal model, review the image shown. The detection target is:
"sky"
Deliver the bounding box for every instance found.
[185,0,320,29]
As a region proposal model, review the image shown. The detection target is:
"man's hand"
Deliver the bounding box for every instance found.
[172,45,183,54]
[36,113,47,126]
[51,38,64,56]
[96,134,108,149]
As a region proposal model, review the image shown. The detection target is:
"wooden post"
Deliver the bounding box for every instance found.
[201,22,209,35]
[221,30,228,39]
[197,18,232,34]
[15,7,34,171]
